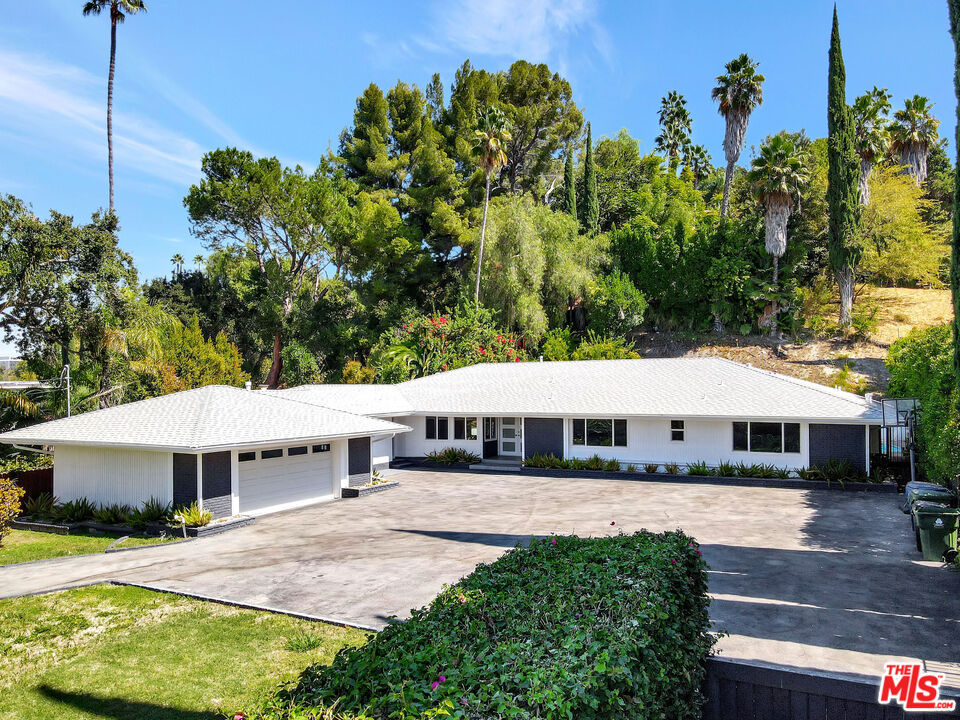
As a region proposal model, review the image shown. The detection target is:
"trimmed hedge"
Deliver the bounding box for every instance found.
[258,531,714,720]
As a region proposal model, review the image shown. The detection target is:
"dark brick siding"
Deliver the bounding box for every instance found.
[348,437,371,487]
[523,418,564,460]
[808,424,867,471]
[172,453,197,507]
[202,451,232,518]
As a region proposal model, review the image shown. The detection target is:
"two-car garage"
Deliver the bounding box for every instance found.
[237,443,336,516]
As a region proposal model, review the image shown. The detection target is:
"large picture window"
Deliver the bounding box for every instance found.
[453,417,479,441]
[425,416,449,440]
[572,418,627,447]
[733,422,801,454]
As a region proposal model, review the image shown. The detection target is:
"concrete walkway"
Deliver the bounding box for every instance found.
[2,469,958,687]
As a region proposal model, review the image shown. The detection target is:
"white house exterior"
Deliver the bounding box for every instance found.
[0,358,883,519]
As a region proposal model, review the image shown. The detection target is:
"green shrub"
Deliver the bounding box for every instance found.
[644,463,659,473]
[21,492,56,519]
[284,630,328,653]
[584,454,606,471]
[686,461,713,476]
[0,475,25,546]
[664,462,680,474]
[173,502,213,528]
[568,457,587,471]
[0,453,53,475]
[52,498,96,524]
[425,448,482,465]
[92,503,133,525]
[259,532,715,720]
[134,497,173,524]
[626,463,638,472]
[798,460,868,486]
[717,461,738,477]
[733,462,781,479]
[602,458,621,472]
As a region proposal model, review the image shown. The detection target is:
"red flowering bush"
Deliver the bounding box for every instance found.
[371,304,530,382]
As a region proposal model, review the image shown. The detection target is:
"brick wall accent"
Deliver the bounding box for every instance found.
[348,437,371,487]
[172,453,197,508]
[202,451,232,518]
[808,424,866,471]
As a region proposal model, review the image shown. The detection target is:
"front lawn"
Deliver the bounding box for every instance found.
[0,584,367,720]
[0,529,175,566]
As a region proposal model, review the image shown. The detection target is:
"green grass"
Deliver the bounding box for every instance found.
[0,584,368,720]
[0,529,178,566]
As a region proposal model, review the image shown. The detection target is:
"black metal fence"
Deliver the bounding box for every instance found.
[703,658,959,719]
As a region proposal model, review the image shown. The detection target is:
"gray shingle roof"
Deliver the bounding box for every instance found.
[267,384,414,416]
[394,358,883,422]
[0,385,410,451]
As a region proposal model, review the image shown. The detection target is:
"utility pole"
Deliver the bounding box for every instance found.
[62,364,71,417]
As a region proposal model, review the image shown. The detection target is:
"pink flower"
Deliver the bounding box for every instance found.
[431,681,439,691]
[234,714,246,720]
[458,593,467,603]
[610,521,616,526]
[671,560,676,565]
[551,538,557,545]
[439,675,446,683]
[514,357,520,362]
[696,550,702,556]
[430,674,447,690]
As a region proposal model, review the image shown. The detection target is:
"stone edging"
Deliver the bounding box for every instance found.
[341,481,400,498]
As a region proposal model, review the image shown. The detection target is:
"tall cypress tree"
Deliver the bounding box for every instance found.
[949,0,960,403]
[563,145,577,218]
[826,6,861,328]
[582,122,598,234]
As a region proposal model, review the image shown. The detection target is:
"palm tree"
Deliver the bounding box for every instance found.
[712,54,765,216]
[193,254,204,269]
[889,95,940,185]
[82,0,147,215]
[681,143,712,188]
[852,87,892,204]
[472,106,511,302]
[655,91,691,173]
[749,133,809,337]
[171,253,184,277]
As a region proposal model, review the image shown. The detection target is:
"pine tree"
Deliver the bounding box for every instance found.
[949,0,960,400]
[582,123,598,234]
[826,6,861,328]
[563,145,577,218]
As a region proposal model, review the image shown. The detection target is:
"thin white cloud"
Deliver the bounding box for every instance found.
[420,0,612,67]
[0,47,203,187]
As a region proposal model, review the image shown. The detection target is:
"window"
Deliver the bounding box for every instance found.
[425,416,436,440]
[238,451,256,462]
[312,443,330,453]
[733,422,749,451]
[750,422,782,453]
[261,448,283,459]
[287,446,308,456]
[573,419,627,447]
[467,417,478,440]
[454,417,465,440]
[483,417,497,441]
[671,420,685,442]
[437,417,449,440]
[784,423,801,453]
[733,422,802,454]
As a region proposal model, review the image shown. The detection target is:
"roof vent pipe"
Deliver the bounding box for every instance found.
[244,381,252,391]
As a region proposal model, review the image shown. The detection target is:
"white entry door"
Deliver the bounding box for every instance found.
[500,417,522,456]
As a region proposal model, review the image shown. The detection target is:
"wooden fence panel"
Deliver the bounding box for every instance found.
[3,467,54,502]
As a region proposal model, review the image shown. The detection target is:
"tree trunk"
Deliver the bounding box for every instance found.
[474,172,491,303]
[769,255,780,338]
[264,334,283,389]
[837,266,854,327]
[721,160,735,216]
[858,157,872,205]
[107,18,117,215]
[900,144,928,185]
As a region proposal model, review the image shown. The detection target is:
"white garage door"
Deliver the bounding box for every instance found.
[238,445,334,516]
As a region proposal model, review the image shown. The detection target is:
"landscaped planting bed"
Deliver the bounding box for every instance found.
[257,531,714,720]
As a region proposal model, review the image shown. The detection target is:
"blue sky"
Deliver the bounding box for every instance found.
[0,0,954,354]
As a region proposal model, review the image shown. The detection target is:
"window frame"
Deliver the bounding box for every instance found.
[260,448,283,460]
[312,443,330,453]
[670,419,685,442]
[425,416,436,440]
[572,418,627,448]
[287,446,308,457]
[437,417,449,440]
[238,451,256,462]
[732,421,802,454]
[454,417,465,440]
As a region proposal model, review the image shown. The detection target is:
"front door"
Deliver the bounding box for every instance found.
[500,417,522,456]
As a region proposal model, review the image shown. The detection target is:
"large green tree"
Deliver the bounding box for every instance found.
[852,87,892,205]
[889,95,940,185]
[712,54,765,216]
[826,7,862,328]
[749,133,809,336]
[582,122,598,234]
[948,0,960,404]
[184,149,354,387]
[81,0,147,215]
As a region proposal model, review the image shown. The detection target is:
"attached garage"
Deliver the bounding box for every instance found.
[238,444,336,516]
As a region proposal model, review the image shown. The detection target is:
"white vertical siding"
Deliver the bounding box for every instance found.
[564,417,810,470]
[53,446,173,507]
[393,415,484,458]
[371,432,394,467]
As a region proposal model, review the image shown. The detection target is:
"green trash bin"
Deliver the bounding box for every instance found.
[913,502,959,561]
[906,485,957,531]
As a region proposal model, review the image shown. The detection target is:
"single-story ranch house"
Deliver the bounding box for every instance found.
[0,358,883,518]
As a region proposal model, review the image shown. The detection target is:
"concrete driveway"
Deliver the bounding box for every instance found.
[2,469,959,686]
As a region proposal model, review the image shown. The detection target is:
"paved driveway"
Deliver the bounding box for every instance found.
[2,469,959,686]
